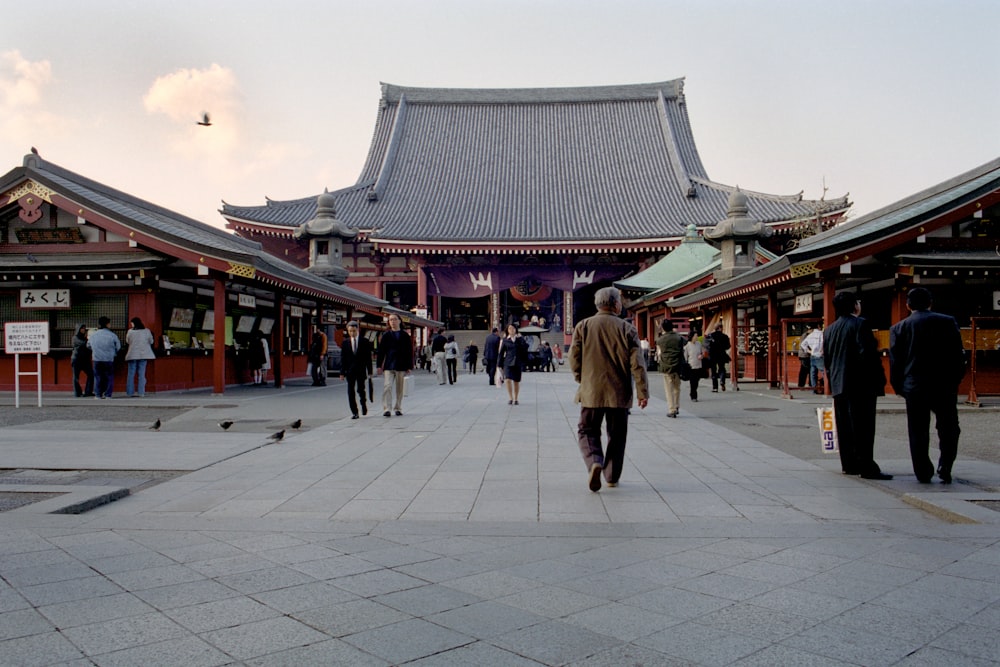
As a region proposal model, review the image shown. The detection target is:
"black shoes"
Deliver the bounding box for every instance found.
[667,411,678,418]
[588,463,603,492]
[383,411,391,417]
[395,410,403,416]
[937,467,952,484]
[351,414,359,420]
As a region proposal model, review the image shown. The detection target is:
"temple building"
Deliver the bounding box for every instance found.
[222,79,849,342]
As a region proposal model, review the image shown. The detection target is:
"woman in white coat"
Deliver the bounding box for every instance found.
[125,317,156,397]
[684,331,705,402]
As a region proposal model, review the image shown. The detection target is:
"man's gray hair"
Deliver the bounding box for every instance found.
[594,286,621,310]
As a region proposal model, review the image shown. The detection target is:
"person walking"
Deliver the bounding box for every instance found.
[498,323,528,405]
[570,286,649,492]
[823,291,892,480]
[308,323,328,386]
[87,316,121,399]
[466,340,479,375]
[801,325,825,393]
[484,328,501,385]
[124,317,156,397]
[684,330,704,402]
[71,323,94,397]
[340,320,373,419]
[445,334,459,384]
[431,329,447,385]
[655,319,685,417]
[706,323,732,392]
[376,313,413,416]
[889,287,966,484]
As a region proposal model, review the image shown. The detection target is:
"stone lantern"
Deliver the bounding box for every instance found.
[292,190,357,284]
[703,188,773,282]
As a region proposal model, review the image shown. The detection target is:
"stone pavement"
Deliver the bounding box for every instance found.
[1,371,999,665]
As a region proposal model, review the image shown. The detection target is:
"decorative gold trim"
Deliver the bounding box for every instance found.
[4,180,55,205]
[227,263,256,278]
[789,261,819,278]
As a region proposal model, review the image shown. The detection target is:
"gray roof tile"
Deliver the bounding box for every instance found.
[222,79,848,245]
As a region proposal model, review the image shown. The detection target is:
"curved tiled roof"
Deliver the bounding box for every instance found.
[2,155,388,312]
[222,79,849,246]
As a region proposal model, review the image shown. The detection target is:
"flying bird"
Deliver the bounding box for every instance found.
[219,420,234,430]
[290,419,302,430]
[267,429,285,442]
[149,419,161,431]
[197,112,212,126]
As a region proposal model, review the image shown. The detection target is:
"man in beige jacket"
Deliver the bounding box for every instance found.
[570,286,649,492]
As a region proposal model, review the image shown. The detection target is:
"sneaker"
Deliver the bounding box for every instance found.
[588,463,603,492]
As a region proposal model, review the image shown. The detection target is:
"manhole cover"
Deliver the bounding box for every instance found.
[203,404,239,409]
[744,407,779,412]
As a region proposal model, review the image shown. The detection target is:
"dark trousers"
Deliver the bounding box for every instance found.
[688,375,700,400]
[577,407,629,484]
[311,355,326,385]
[73,359,94,397]
[833,392,880,475]
[797,356,810,387]
[446,358,458,384]
[468,356,477,374]
[904,392,960,480]
[94,361,115,398]
[711,360,727,389]
[485,358,498,384]
[346,373,367,416]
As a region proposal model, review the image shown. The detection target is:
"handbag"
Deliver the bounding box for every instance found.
[678,361,692,381]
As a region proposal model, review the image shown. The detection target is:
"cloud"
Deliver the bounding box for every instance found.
[0,50,74,145]
[143,64,242,155]
[0,50,52,108]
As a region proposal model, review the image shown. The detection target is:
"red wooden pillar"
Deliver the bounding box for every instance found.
[767,290,780,387]
[212,274,226,395]
[274,292,285,388]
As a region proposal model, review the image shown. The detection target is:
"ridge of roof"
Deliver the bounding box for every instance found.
[380,79,685,104]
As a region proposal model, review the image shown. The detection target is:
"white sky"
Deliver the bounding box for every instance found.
[2,0,998,229]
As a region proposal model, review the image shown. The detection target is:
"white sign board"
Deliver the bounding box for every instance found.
[20,289,71,309]
[794,293,814,315]
[4,321,50,354]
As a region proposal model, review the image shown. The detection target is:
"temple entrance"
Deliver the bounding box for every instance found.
[441,295,490,330]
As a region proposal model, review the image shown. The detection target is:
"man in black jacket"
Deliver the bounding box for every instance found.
[823,291,891,479]
[706,324,731,392]
[484,328,501,385]
[376,314,413,417]
[890,287,965,483]
[340,321,373,419]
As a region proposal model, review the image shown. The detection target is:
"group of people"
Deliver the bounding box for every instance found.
[653,322,731,418]
[825,287,964,484]
[328,285,964,494]
[70,316,157,399]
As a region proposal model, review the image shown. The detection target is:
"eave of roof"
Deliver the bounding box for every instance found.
[1,155,390,312]
[668,155,1000,310]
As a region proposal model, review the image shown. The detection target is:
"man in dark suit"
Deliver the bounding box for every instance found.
[483,328,501,385]
[376,313,413,417]
[706,323,731,392]
[823,291,892,479]
[340,321,372,419]
[890,287,965,483]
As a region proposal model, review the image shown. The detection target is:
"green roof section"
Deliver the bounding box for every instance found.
[615,224,718,292]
